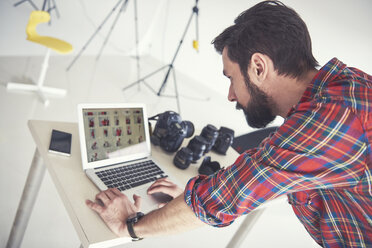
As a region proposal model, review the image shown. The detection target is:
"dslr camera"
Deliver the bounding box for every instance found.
[150,111,194,153]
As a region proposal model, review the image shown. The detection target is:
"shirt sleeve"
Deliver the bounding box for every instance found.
[184,101,368,227]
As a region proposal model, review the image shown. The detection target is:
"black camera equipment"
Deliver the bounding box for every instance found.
[149,111,194,153]
[212,127,235,155]
[200,124,219,154]
[186,135,208,163]
[198,156,221,176]
[173,147,193,169]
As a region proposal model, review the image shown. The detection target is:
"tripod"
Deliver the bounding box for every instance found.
[122,0,200,114]
[66,0,140,79]
[14,0,60,19]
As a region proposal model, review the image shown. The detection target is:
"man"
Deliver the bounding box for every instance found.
[86,1,372,247]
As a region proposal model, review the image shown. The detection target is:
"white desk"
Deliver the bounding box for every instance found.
[6,120,263,248]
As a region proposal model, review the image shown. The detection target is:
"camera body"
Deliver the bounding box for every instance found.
[150,111,194,153]
[213,127,234,155]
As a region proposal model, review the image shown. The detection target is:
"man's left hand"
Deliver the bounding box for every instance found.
[86,188,141,237]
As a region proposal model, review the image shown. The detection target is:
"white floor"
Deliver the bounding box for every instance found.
[0,55,319,248]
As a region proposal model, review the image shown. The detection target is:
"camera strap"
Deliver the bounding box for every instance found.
[148,114,160,121]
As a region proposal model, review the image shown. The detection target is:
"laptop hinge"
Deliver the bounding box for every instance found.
[93,157,150,170]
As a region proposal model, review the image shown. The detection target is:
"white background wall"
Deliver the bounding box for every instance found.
[1,1,371,247]
[1,0,371,96]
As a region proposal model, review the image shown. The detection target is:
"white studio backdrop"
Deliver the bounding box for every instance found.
[0,0,371,96]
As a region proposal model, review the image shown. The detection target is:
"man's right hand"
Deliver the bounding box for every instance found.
[86,188,141,237]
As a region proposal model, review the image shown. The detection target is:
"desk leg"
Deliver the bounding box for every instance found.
[226,209,264,248]
[6,149,46,248]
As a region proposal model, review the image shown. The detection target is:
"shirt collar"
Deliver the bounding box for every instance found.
[286,57,346,117]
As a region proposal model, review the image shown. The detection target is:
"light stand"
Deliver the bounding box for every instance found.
[133,0,141,86]
[14,0,59,19]
[122,0,200,114]
[66,0,140,80]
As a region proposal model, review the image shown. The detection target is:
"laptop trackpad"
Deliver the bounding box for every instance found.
[130,187,174,213]
[150,192,174,203]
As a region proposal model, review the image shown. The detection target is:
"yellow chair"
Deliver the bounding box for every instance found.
[7,11,73,106]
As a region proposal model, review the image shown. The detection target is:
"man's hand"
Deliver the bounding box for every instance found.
[86,188,141,237]
[147,178,183,208]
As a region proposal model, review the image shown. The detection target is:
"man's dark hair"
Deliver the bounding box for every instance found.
[212,1,318,79]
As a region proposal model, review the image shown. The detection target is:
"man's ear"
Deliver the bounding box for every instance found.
[248,53,269,84]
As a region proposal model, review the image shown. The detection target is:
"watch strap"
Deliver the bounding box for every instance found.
[126,212,144,241]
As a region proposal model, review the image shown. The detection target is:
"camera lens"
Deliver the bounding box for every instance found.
[200,124,219,153]
[187,135,208,163]
[182,121,195,138]
[173,147,193,169]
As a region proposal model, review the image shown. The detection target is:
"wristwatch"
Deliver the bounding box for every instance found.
[126,212,145,241]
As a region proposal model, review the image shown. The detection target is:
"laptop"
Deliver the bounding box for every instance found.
[77,103,175,213]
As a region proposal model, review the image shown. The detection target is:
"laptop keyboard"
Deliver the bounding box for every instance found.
[95,160,167,191]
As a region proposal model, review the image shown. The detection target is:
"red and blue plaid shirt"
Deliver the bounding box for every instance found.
[185,58,372,247]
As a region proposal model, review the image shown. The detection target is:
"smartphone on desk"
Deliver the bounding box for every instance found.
[48,129,72,156]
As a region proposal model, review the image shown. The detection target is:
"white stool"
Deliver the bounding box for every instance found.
[7,11,73,106]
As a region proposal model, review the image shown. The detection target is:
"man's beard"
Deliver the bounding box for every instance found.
[236,77,276,128]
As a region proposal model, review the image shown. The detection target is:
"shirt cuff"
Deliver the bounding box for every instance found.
[184,174,234,227]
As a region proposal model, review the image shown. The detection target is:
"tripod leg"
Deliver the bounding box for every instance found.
[142,81,158,95]
[157,65,172,96]
[134,0,141,88]
[42,0,47,11]
[51,0,60,18]
[14,0,38,10]
[96,0,129,61]
[122,64,169,92]
[171,68,181,114]
[66,0,124,71]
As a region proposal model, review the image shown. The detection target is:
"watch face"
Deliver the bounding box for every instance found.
[128,213,138,220]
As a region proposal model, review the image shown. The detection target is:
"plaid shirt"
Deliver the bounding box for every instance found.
[185,58,372,247]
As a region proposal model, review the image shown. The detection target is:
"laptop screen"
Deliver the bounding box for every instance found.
[78,104,151,170]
